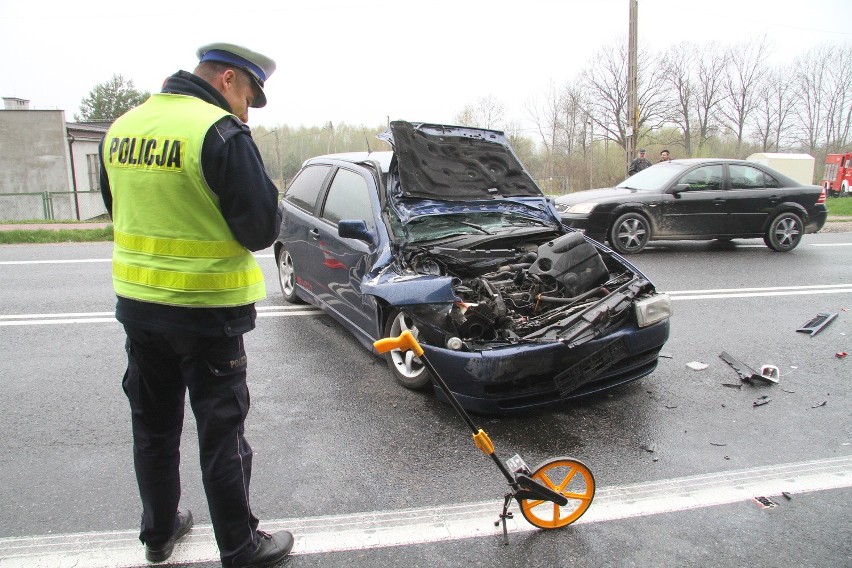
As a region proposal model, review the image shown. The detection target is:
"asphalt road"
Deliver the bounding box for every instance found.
[0,233,850,567]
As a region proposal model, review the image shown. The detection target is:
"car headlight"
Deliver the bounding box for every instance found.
[635,294,671,328]
[566,202,599,215]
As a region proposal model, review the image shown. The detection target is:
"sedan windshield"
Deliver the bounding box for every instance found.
[616,162,687,190]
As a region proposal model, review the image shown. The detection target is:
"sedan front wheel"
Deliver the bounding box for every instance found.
[382,309,432,391]
[609,212,651,255]
[763,212,803,252]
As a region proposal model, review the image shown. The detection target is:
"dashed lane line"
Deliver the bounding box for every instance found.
[0,456,849,567]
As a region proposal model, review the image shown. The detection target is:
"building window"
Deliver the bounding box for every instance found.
[87,154,100,191]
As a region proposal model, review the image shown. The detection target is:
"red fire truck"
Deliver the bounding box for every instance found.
[822,152,851,197]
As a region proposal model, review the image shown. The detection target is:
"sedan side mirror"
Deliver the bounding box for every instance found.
[670,183,690,195]
[338,219,376,246]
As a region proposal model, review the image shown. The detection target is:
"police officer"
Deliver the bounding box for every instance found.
[100,43,292,567]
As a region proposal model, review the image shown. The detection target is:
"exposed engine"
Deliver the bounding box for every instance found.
[404,232,638,343]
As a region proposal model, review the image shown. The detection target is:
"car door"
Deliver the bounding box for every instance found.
[726,164,781,235]
[279,164,333,299]
[302,165,381,339]
[662,164,727,237]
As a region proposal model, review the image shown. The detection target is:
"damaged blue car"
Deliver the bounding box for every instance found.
[274,121,671,413]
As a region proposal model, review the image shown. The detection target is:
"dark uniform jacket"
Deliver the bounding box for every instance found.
[99,71,282,336]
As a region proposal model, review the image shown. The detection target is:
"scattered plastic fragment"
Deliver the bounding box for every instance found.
[782,492,792,500]
[710,442,727,447]
[722,383,743,389]
[753,395,771,407]
[687,361,709,371]
[640,443,657,453]
[659,352,673,359]
[836,352,848,359]
[796,312,838,336]
[760,365,780,381]
[812,401,827,408]
[719,351,779,384]
[753,496,777,508]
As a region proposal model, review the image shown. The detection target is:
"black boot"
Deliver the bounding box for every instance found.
[145,508,194,562]
[231,530,294,567]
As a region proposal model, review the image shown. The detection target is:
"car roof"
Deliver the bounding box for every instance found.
[303,151,393,173]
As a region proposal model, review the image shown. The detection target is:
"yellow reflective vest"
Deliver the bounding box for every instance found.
[103,94,266,307]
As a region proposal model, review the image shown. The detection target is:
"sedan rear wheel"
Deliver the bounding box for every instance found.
[763,212,803,252]
[277,248,304,303]
[609,212,651,255]
[382,309,432,391]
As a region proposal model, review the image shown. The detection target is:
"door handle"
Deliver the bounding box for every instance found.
[310,228,320,240]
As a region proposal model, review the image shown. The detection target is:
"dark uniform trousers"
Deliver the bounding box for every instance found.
[122,324,260,562]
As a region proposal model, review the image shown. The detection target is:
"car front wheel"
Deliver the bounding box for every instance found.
[764,212,803,252]
[609,212,651,254]
[277,248,304,303]
[382,309,432,391]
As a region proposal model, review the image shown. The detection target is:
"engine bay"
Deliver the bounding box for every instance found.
[402,232,645,344]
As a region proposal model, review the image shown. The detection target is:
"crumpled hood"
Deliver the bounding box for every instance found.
[381,121,544,201]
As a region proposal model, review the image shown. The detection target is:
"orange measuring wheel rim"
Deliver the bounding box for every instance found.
[518,457,595,529]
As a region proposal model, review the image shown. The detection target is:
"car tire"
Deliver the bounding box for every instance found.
[382,309,432,391]
[609,212,651,255]
[763,212,803,252]
[277,248,304,304]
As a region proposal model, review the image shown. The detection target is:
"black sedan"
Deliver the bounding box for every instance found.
[275,121,671,414]
[553,159,828,254]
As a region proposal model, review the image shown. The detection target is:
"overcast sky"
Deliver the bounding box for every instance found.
[1,0,849,132]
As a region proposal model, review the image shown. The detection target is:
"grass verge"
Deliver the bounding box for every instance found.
[0,226,113,244]
[826,197,852,216]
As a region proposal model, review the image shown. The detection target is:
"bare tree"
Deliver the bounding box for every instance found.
[719,38,770,157]
[694,44,728,155]
[580,38,669,152]
[822,43,852,151]
[525,82,564,179]
[659,42,698,156]
[752,65,799,152]
[454,95,506,129]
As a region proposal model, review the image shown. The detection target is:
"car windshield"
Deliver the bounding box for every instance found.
[405,211,551,242]
[616,162,687,190]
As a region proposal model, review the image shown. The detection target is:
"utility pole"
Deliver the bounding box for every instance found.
[626,0,638,176]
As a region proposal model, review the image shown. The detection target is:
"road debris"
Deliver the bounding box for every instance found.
[782,492,793,500]
[710,442,727,447]
[719,351,779,384]
[753,395,771,407]
[796,312,838,336]
[811,400,828,408]
[640,442,657,453]
[753,496,777,509]
[722,383,743,389]
[836,352,848,359]
[687,361,709,371]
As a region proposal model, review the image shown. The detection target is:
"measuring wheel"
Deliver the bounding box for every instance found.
[518,457,595,528]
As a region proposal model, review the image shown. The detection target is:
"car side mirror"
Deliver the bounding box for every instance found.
[338,219,376,245]
[670,183,690,195]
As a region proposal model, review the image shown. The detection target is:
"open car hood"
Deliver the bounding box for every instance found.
[380,121,543,201]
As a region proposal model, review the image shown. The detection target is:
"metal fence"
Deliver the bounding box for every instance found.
[0,190,108,222]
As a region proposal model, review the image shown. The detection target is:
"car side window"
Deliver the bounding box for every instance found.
[321,168,375,228]
[680,165,724,191]
[729,164,767,189]
[284,165,332,212]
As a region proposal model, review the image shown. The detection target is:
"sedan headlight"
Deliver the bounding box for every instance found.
[635,294,671,328]
[565,202,599,215]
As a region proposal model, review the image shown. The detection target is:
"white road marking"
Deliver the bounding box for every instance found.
[0,455,848,567]
[1,284,849,326]
[0,306,322,326]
